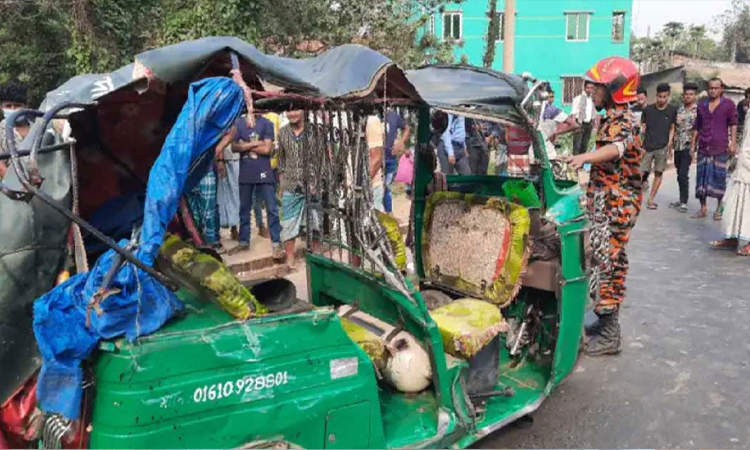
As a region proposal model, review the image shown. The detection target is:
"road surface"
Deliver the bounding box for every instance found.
[478,172,750,449]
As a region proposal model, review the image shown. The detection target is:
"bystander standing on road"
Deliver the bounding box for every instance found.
[669,82,699,213]
[217,138,241,240]
[570,81,597,155]
[737,88,750,143]
[541,90,563,121]
[465,118,494,175]
[505,124,533,177]
[277,110,324,271]
[188,138,229,254]
[436,112,470,175]
[641,83,677,210]
[631,87,648,123]
[0,81,30,181]
[365,114,386,211]
[383,109,410,213]
[710,109,750,256]
[690,77,738,221]
[231,113,283,258]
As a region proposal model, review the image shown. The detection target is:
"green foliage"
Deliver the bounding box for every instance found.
[718,0,750,63]
[482,0,499,69]
[0,1,73,105]
[630,36,670,72]
[631,22,719,72]
[0,0,458,107]
[68,0,161,73]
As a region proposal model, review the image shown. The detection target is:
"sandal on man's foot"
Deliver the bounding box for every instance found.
[710,238,738,249]
[713,210,723,221]
[690,211,707,219]
[668,202,680,209]
[647,201,658,210]
[678,204,688,213]
[738,245,750,257]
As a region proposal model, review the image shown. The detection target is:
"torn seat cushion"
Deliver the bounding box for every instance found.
[421,192,531,307]
[156,234,266,320]
[340,318,388,370]
[430,298,508,359]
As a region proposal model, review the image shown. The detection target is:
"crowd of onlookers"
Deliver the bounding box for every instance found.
[2,75,748,264]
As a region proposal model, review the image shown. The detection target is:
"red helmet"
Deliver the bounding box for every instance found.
[584,56,640,105]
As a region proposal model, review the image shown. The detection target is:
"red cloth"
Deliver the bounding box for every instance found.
[0,375,38,448]
[506,125,532,156]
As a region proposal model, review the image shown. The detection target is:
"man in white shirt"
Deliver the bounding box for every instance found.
[570,81,597,155]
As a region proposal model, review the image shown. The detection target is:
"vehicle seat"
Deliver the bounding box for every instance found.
[430,298,508,359]
[421,192,531,307]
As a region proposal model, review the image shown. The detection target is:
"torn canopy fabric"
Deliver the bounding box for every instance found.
[32,77,244,419]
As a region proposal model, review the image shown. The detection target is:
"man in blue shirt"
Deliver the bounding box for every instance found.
[541,89,562,121]
[383,110,410,213]
[231,114,283,258]
[436,112,471,175]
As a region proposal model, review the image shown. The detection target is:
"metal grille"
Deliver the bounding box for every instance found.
[561,76,584,106]
[302,107,416,303]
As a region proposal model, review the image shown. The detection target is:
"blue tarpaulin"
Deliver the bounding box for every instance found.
[32,77,244,419]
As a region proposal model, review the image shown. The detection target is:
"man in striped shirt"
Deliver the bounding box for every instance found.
[277,110,324,270]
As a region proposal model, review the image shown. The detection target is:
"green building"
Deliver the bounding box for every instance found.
[426,0,633,108]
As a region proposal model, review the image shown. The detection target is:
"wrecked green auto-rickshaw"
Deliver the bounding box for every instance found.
[0,37,589,449]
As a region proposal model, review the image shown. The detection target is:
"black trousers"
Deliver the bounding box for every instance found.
[572,122,594,155]
[674,150,692,204]
[468,144,489,175]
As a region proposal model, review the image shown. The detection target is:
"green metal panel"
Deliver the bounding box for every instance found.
[324,402,371,448]
[89,292,386,449]
[307,254,457,414]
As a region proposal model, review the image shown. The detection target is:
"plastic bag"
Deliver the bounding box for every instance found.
[394,154,413,184]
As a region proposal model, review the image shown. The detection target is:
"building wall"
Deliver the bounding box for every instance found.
[430,0,633,108]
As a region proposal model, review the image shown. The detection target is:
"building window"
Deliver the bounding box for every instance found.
[565,12,590,41]
[443,12,462,41]
[612,12,625,42]
[561,76,584,105]
[493,12,505,42]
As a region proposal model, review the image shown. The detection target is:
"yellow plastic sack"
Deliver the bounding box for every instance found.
[376,211,406,271]
[430,298,508,359]
[158,234,267,319]
[340,318,388,370]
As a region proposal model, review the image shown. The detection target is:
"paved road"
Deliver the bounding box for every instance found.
[478,172,750,449]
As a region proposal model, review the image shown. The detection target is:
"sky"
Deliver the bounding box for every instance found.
[632,0,734,38]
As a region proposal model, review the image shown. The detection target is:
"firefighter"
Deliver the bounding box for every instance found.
[562,57,643,356]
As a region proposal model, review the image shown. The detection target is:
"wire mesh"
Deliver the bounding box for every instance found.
[298,105,416,303]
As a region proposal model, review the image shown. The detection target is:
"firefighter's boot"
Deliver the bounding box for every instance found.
[584,311,621,356]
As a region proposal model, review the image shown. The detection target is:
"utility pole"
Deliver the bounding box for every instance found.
[503,0,516,73]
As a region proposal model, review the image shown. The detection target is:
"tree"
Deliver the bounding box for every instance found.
[0,0,458,106]
[630,36,669,72]
[0,1,74,105]
[718,0,750,63]
[658,21,685,60]
[482,0,499,68]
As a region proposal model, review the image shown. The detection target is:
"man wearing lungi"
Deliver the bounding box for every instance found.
[690,77,738,221]
[277,110,325,270]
